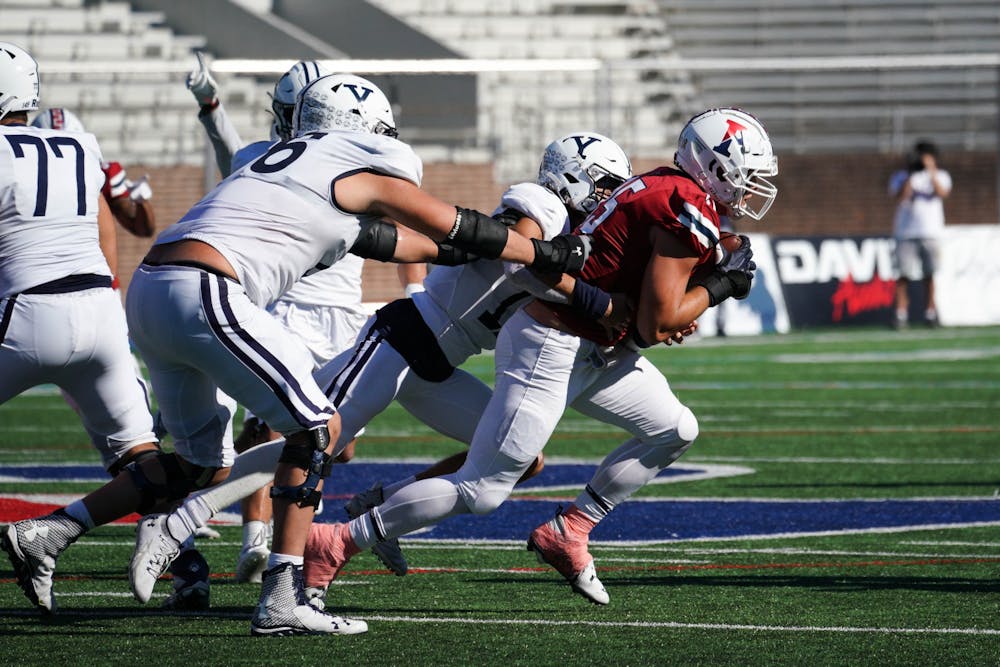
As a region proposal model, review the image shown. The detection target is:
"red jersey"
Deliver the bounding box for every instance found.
[547,166,723,345]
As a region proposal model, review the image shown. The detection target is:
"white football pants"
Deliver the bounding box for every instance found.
[0,287,157,469]
[349,307,698,548]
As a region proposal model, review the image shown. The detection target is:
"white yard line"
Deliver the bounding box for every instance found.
[6,606,991,635]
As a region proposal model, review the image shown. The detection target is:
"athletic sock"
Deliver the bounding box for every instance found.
[243,520,270,551]
[166,494,214,544]
[64,499,96,529]
[267,552,304,568]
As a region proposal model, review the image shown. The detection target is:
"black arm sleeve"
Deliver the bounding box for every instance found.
[349,220,398,261]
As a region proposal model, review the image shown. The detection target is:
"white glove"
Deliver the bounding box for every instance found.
[126,175,153,202]
[404,282,425,298]
[186,52,218,107]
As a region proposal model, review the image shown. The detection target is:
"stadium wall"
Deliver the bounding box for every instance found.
[118,152,997,306]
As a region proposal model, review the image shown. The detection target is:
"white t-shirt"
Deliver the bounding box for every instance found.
[413,182,568,367]
[155,130,422,308]
[888,168,952,240]
[0,125,109,297]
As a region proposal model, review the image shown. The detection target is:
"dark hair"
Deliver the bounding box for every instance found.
[913,140,939,158]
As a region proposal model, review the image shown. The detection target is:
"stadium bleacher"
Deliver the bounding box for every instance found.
[5,0,997,168]
[656,0,1000,154]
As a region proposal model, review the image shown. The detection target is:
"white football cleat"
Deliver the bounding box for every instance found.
[251,563,367,636]
[192,525,221,540]
[130,514,182,604]
[304,584,328,610]
[1,511,84,614]
[527,511,609,605]
[235,545,270,584]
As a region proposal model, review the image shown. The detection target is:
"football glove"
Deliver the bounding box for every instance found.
[126,175,153,202]
[186,51,219,107]
[698,234,755,306]
[530,234,591,274]
[718,234,755,274]
[101,161,129,199]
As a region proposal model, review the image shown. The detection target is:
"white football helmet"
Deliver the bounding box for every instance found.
[538,132,632,214]
[674,107,778,221]
[292,73,397,138]
[0,42,40,121]
[270,60,331,141]
[31,107,86,132]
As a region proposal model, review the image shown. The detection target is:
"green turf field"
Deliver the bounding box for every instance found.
[1,326,998,666]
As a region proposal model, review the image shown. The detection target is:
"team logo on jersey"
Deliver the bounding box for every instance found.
[712,119,749,157]
[568,135,601,159]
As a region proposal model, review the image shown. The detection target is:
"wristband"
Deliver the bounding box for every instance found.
[404,283,424,298]
[570,279,612,320]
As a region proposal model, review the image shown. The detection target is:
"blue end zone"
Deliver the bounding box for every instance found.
[3,461,998,541]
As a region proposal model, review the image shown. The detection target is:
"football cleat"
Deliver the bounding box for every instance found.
[130,514,182,604]
[192,525,221,540]
[343,481,385,519]
[250,562,367,636]
[0,510,84,614]
[235,545,270,584]
[344,484,407,576]
[162,548,211,611]
[370,535,408,576]
[527,511,609,605]
[304,584,328,610]
[161,581,211,611]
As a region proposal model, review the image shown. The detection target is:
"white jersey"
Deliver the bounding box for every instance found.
[155,130,422,308]
[0,125,109,297]
[412,182,568,367]
[225,140,368,309]
[889,168,952,240]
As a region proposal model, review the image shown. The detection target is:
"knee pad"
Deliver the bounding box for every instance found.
[107,446,161,478]
[270,425,333,509]
[125,451,204,514]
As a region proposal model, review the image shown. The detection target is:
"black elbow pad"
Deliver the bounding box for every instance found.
[350,220,398,261]
[447,207,508,259]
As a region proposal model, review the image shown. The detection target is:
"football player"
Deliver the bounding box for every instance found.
[32,107,155,242]
[187,55,427,583]
[121,132,635,598]
[302,107,777,606]
[106,72,586,636]
[0,43,161,615]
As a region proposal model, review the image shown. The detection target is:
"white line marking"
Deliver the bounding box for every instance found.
[773,347,1000,363]
[357,616,1000,635]
[1,608,995,635]
[900,540,1000,548]
[688,455,1000,465]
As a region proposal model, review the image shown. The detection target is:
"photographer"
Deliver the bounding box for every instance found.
[887,140,952,328]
